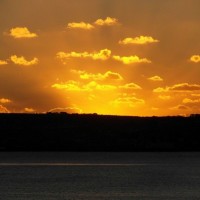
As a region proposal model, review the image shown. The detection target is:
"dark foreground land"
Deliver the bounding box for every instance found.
[0,113,200,151]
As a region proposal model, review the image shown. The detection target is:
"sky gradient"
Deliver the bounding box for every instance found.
[1,0,200,116]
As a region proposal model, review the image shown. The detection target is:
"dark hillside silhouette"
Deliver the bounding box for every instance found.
[0,113,200,151]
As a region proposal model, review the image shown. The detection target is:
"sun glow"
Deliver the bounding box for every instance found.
[1,1,200,116]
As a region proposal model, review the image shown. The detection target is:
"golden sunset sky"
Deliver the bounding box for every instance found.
[1,0,200,116]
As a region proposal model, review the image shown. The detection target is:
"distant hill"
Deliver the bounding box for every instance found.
[0,113,200,151]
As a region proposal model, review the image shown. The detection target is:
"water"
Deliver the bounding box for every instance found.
[0,152,200,200]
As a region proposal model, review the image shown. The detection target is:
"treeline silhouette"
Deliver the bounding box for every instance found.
[0,113,200,151]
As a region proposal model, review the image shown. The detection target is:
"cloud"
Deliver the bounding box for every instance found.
[148,76,163,81]
[153,87,167,93]
[191,93,200,97]
[67,22,94,30]
[113,55,151,64]
[158,95,171,100]
[52,79,141,94]
[9,27,37,38]
[0,98,12,104]
[86,81,117,91]
[170,83,200,91]
[183,98,200,104]
[48,107,82,114]
[112,96,145,107]
[72,70,123,81]
[52,80,117,92]
[170,105,190,110]
[0,60,8,65]
[153,83,200,93]
[103,71,123,81]
[182,98,200,110]
[24,107,35,113]
[0,105,9,113]
[57,49,111,62]
[119,83,142,90]
[94,17,118,26]
[10,55,38,66]
[67,17,118,30]
[52,80,81,91]
[190,55,200,63]
[153,87,168,93]
[119,36,159,45]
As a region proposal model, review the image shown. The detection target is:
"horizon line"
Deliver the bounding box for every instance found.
[0,112,200,118]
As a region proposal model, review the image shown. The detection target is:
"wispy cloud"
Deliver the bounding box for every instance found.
[52,80,142,94]
[57,49,111,62]
[87,81,117,91]
[94,17,118,26]
[0,105,9,113]
[170,105,190,110]
[158,95,171,100]
[153,87,167,93]
[52,81,81,91]
[72,70,123,81]
[0,60,8,65]
[67,17,119,30]
[24,107,35,113]
[153,83,200,93]
[10,55,38,66]
[0,98,12,104]
[190,55,200,63]
[48,107,82,114]
[180,98,200,111]
[183,98,200,105]
[119,83,142,90]
[58,50,151,65]
[170,83,200,91]
[148,76,163,81]
[119,36,159,45]
[191,93,200,97]
[67,22,94,30]
[112,96,145,107]
[113,55,151,64]
[52,68,143,110]
[9,27,38,38]
[52,80,117,92]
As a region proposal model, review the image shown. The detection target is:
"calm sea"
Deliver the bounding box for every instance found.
[0,152,200,200]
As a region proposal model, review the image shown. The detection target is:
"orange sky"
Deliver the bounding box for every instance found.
[1,0,200,116]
